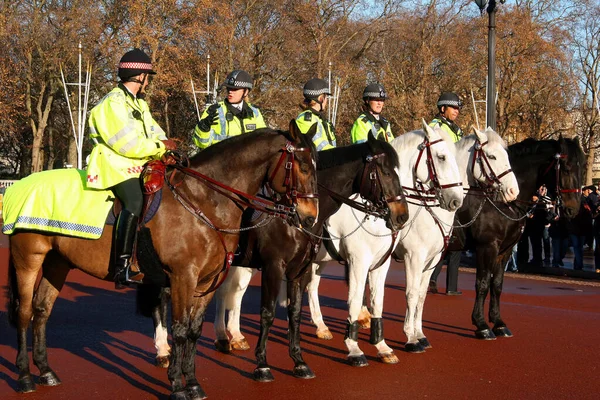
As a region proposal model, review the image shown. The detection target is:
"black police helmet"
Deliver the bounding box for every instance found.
[437,92,463,110]
[118,49,156,81]
[363,83,387,100]
[223,70,253,90]
[303,78,331,100]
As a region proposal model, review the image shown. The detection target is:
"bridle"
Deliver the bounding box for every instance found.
[471,140,513,190]
[317,152,405,220]
[541,153,580,208]
[403,138,462,206]
[164,141,318,297]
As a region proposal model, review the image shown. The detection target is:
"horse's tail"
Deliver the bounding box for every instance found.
[136,284,165,318]
[7,254,19,327]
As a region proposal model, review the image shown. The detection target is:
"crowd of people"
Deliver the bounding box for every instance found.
[516,184,599,273]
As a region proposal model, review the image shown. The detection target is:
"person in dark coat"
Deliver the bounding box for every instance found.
[568,186,595,270]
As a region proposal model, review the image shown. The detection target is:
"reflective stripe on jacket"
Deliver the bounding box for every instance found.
[295,109,336,151]
[350,113,393,144]
[193,101,266,149]
[86,85,167,189]
[429,117,462,143]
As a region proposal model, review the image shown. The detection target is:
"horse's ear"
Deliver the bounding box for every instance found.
[471,126,486,144]
[558,133,568,155]
[305,122,318,141]
[422,118,433,140]
[288,119,300,141]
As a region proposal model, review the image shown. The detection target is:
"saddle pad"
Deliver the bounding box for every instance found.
[2,168,114,239]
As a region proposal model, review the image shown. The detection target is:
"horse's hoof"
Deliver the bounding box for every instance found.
[214,339,231,354]
[405,342,425,353]
[493,326,513,338]
[253,367,274,382]
[316,328,333,340]
[418,337,432,349]
[348,354,369,367]
[475,328,497,340]
[169,389,189,400]
[230,338,250,351]
[186,384,208,400]
[39,371,61,386]
[293,364,316,379]
[378,352,399,364]
[18,375,36,393]
[156,355,170,368]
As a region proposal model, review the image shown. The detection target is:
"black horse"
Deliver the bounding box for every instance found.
[454,136,585,339]
[138,135,409,381]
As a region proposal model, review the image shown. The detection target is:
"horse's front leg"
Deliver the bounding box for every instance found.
[253,262,284,382]
[413,254,441,350]
[367,259,397,364]
[490,251,513,337]
[344,257,370,367]
[214,266,254,353]
[472,246,496,340]
[287,269,316,379]
[306,262,333,340]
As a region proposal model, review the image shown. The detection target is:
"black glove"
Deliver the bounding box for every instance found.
[197,106,219,132]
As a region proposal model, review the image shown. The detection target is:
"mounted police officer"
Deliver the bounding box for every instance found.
[296,78,336,150]
[428,91,463,295]
[429,92,463,143]
[86,48,177,286]
[351,83,393,144]
[193,69,266,149]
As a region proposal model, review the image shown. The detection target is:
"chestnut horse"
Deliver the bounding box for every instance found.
[6,124,319,399]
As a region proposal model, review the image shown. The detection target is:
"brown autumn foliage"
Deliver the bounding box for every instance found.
[0,0,597,179]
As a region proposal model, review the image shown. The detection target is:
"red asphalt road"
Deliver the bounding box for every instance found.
[1,232,599,400]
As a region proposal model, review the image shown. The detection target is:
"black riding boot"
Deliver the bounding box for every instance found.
[114,209,144,286]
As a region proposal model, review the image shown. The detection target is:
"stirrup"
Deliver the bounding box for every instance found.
[115,266,144,288]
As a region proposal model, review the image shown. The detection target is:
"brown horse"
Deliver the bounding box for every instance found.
[6,123,319,399]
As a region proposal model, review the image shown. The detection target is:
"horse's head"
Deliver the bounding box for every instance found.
[469,127,519,202]
[420,120,463,211]
[266,120,319,228]
[363,134,409,230]
[554,136,586,219]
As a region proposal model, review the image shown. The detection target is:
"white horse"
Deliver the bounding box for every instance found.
[212,121,459,361]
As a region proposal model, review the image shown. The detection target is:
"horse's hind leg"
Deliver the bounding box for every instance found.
[181,294,212,400]
[10,240,48,393]
[490,252,513,337]
[413,254,440,350]
[367,259,398,364]
[214,266,254,353]
[287,270,315,379]
[306,262,333,340]
[472,246,495,340]
[32,254,70,387]
[154,288,171,368]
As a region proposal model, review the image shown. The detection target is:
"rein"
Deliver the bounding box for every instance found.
[165,142,318,297]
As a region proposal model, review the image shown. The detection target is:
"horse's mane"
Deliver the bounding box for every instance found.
[317,140,398,171]
[188,127,317,165]
[392,128,455,156]
[456,129,507,153]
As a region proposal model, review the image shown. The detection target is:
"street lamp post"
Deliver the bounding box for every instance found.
[474,0,503,131]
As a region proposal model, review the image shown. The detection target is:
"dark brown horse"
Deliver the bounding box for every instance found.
[234,135,408,382]
[6,123,319,399]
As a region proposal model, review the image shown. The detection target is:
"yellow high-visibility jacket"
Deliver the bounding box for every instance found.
[350,113,393,144]
[86,85,167,189]
[429,117,462,143]
[295,109,336,151]
[193,101,266,149]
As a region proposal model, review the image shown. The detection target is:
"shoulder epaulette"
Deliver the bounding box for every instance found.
[304,112,312,122]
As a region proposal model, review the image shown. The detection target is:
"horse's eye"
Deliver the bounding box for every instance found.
[437,155,446,161]
[486,153,496,160]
